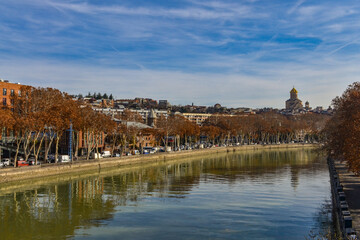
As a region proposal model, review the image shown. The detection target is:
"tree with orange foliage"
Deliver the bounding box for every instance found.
[323,82,360,173]
[200,125,221,144]
[0,108,14,138]
[0,108,15,162]
[156,114,176,151]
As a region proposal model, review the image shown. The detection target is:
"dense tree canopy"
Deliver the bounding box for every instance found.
[323,82,360,174]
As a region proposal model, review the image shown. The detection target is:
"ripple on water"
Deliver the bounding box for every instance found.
[0,149,332,240]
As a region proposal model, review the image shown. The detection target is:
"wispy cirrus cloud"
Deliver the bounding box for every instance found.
[46,1,258,20]
[0,0,360,108]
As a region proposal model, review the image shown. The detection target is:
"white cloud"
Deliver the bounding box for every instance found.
[0,57,357,109]
[1,0,360,110]
[46,1,258,20]
[287,0,306,15]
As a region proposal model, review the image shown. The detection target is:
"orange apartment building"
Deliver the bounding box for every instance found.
[0,80,23,142]
[0,79,23,110]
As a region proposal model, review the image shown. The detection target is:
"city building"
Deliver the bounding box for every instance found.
[0,79,23,111]
[159,100,171,109]
[93,107,168,125]
[181,113,212,125]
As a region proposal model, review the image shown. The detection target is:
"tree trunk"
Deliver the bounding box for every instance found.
[75,132,79,160]
[34,134,45,165]
[55,135,61,163]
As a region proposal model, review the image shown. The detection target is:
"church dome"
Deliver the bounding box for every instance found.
[290,87,298,94]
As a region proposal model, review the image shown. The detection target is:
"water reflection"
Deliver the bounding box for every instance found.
[0,149,331,240]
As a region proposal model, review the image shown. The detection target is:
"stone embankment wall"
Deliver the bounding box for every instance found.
[328,157,358,239]
[0,144,313,185]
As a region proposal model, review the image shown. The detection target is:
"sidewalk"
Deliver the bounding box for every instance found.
[335,160,360,236]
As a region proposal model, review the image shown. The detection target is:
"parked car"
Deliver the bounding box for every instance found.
[58,155,70,163]
[1,158,12,166]
[0,162,4,168]
[91,153,103,159]
[101,151,111,158]
[143,147,156,154]
[28,158,41,165]
[132,150,140,155]
[112,153,121,157]
[17,160,29,167]
[28,157,35,165]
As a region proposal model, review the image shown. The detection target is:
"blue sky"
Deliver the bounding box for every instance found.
[1,0,360,108]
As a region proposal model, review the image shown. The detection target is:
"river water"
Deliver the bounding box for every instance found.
[0,149,332,240]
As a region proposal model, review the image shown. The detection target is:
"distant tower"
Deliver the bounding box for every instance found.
[285,87,303,111]
[290,87,298,100]
[305,101,310,110]
[147,109,156,127]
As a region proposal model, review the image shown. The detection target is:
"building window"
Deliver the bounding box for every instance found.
[18,90,21,96]
[3,88,7,96]
[3,98,7,106]
[10,89,14,96]
[10,99,14,106]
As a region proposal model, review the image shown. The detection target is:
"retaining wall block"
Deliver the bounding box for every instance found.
[341,203,349,211]
[344,216,353,229]
[339,192,346,201]
[342,211,351,217]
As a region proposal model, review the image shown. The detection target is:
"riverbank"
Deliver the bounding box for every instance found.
[330,159,360,239]
[0,144,315,186]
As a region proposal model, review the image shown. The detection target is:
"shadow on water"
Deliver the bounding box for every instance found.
[0,148,332,240]
[305,198,338,240]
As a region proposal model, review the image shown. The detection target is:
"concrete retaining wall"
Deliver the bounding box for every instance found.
[328,157,358,239]
[0,144,314,185]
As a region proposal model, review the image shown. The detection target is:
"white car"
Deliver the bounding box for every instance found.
[1,158,12,166]
[58,155,71,163]
[101,151,112,158]
[0,162,4,168]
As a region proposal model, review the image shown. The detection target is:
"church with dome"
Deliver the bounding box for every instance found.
[285,87,303,111]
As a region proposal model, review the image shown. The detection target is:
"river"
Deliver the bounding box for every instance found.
[0,148,332,239]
